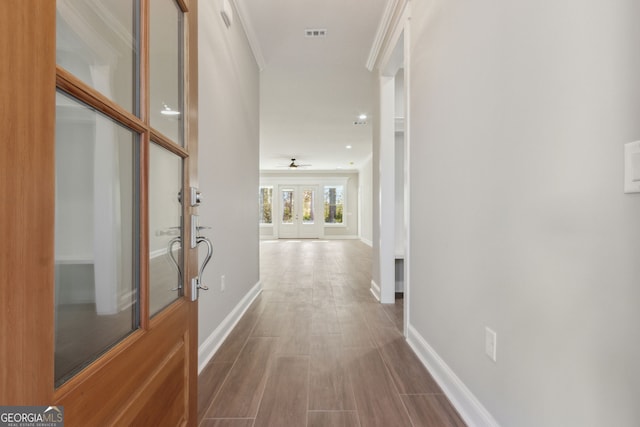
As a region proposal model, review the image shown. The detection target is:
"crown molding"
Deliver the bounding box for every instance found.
[366,0,398,71]
[232,0,266,71]
[366,0,410,72]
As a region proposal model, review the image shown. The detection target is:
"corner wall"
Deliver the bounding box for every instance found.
[409,1,640,426]
[197,0,260,350]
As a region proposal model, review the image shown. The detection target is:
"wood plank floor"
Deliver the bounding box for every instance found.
[199,239,466,427]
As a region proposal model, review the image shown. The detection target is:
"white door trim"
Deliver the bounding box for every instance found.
[376,2,411,336]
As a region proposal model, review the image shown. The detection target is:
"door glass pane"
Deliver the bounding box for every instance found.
[54,91,138,387]
[150,0,183,145]
[56,0,138,113]
[302,190,314,224]
[149,143,183,316]
[282,189,294,224]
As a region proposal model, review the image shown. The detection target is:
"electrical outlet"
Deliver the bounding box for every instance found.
[221,275,226,292]
[485,327,497,362]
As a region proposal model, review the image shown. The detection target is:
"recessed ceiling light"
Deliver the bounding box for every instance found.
[346,145,352,149]
[358,114,367,120]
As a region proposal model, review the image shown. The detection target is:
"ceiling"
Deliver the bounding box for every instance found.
[236,0,388,171]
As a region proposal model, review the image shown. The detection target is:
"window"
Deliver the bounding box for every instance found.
[324,185,344,224]
[259,186,273,224]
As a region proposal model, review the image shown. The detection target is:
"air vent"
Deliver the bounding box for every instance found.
[305,29,327,38]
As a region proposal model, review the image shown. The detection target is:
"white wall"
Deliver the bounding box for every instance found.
[408,1,640,426]
[197,0,260,346]
[359,156,373,246]
[371,78,381,290]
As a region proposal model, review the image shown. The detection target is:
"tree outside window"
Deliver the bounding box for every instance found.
[259,186,273,224]
[324,185,344,224]
[281,189,294,224]
[302,190,314,223]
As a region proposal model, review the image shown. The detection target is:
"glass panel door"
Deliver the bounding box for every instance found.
[298,186,319,238]
[150,0,184,145]
[282,188,295,224]
[53,0,191,394]
[54,91,138,387]
[41,0,198,422]
[278,185,320,238]
[302,190,314,224]
[148,143,183,316]
[56,0,139,114]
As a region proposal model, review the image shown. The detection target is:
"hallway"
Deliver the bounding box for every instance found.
[198,240,465,426]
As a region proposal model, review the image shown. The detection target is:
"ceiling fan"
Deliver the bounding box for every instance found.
[283,158,311,169]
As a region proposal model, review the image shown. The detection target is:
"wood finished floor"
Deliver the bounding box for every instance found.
[198,239,466,427]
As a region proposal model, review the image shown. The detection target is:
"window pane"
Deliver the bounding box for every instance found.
[259,187,273,224]
[282,189,294,224]
[56,0,138,113]
[54,91,138,387]
[302,190,314,224]
[324,186,344,224]
[150,0,183,145]
[149,143,183,316]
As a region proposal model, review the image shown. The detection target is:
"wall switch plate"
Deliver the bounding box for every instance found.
[221,275,226,292]
[485,327,497,362]
[624,141,640,193]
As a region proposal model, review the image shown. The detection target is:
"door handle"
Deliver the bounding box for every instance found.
[196,236,213,290]
[191,232,214,301]
[167,236,182,291]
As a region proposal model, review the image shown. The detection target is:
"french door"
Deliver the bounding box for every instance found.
[1,1,199,425]
[278,185,321,239]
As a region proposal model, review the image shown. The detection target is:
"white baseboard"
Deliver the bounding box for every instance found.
[198,280,262,373]
[406,325,500,427]
[360,237,373,247]
[323,235,359,240]
[370,280,381,301]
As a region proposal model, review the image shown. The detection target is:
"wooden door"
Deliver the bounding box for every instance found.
[0,1,200,425]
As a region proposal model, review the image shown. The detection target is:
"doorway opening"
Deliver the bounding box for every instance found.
[378,23,410,335]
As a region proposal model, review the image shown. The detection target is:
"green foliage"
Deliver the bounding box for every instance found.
[323,185,343,223]
[324,202,343,223]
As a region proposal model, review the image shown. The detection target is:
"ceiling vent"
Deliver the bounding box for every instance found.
[305,29,327,38]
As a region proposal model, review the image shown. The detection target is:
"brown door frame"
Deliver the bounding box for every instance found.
[0,0,57,405]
